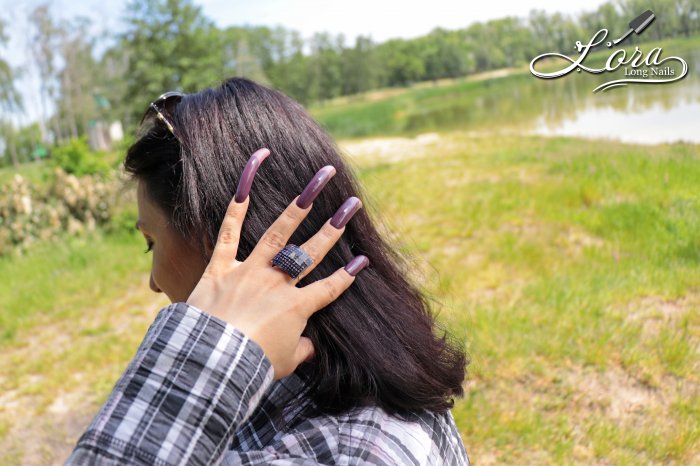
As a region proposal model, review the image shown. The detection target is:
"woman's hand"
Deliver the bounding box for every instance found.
[186,148,368,380]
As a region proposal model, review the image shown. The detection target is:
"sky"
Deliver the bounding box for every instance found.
[1,0,610,123]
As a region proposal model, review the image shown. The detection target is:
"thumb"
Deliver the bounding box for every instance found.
[295,336,316,364]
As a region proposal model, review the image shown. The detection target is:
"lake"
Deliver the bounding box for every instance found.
[531,47,699,144]
[315,39,699,145]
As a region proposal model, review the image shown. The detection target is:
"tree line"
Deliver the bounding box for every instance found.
[0,0,698,167]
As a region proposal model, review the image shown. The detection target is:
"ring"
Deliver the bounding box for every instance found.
[271,244,314,279]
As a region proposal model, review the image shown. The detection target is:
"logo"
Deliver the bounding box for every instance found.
[529,10,688,93]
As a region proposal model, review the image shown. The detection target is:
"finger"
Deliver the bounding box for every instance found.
[292,196,362,283]
[296,337,315,364]
[209,148,270,270]
[235,148,270,203]
[248,165,336,266]
[299,255,369,318]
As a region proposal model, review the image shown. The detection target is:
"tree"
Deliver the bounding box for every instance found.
[376,39,425,86]
[54,16,100,140]
[308,32,343,102]
[271,30,315,105]
[119,0,225,127]
[219,26,269,84]
[675,0,699,37]
[0,19,23,167]
[340,36,379,95]
[418,29,471,81]
[28,2,62,144]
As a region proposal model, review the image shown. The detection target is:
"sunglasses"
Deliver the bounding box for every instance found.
[138,91,185,140]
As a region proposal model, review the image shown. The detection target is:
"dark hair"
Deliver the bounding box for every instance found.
[124,77,468,421]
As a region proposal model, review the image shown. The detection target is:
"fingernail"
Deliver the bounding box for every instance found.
[344,255,369,277]
[330,196,362,229]
[296,165,336,209]
[235,148,271,202]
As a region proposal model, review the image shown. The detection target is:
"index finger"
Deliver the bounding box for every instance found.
[208,148,270,270]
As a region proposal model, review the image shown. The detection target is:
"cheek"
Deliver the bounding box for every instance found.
[150,249,166,289]
[149,270,161,293]
[152,240,205,301]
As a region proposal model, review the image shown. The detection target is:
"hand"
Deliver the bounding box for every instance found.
[187,148,369,380]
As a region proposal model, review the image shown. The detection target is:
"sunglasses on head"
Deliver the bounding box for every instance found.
[138,91,185,140]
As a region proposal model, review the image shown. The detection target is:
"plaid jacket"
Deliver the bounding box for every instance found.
[65,302,470,465]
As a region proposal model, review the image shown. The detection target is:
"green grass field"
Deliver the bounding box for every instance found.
[1,38,699,462]
[348,132,699,464]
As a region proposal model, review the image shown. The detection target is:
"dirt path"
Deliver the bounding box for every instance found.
[0,275,169,466]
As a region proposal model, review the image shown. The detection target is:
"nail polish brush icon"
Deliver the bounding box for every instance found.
[606,10,655,47]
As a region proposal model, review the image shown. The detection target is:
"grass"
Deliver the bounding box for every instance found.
[0,209,154,345]
[1,133,698,464]
[310,73,538,138]
[351,132,699,464]
[0,216,171,462]
[1,35,699,462]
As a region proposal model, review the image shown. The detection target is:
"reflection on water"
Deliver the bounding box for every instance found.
[531,47,700,144]
[533,99,700,144]
[400,46,699,145]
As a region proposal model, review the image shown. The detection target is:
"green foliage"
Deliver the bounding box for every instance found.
[4,0,698,153]
[0,123,43,168]
[0,18,22,115]
[105,206,139,236]
[50,137,110,176]
[110,0,700,113]
[0,167,119,255]
[120,0,226,125]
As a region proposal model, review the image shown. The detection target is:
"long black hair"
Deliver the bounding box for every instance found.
[124,77,468,420]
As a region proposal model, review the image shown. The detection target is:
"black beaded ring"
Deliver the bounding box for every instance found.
[271,244,314,279]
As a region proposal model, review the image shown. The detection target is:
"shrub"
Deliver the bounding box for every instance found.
[51,137,111,177]
[0,168,123,256]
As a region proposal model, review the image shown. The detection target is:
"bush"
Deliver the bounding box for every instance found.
[51,137,111,177]
[0,168,123,256]
[105,206,139,237]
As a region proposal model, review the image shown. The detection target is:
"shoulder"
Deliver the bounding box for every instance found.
[234,367,470,465]
[286,404,469,466]
[336,406,432,465]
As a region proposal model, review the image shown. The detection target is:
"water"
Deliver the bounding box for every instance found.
[530,47,700,144]
[533,99,700,144]
[398,45,699,145]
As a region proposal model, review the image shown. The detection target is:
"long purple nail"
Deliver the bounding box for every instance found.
[235,148,270,202]
[345,255,369,276]
[296,166,336,209]
[330,197,362,229]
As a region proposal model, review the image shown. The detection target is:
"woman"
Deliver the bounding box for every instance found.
[66,77,470,465]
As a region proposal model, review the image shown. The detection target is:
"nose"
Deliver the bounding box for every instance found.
[149,273,162,293]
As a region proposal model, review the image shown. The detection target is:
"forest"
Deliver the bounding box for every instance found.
[0,0,698,167]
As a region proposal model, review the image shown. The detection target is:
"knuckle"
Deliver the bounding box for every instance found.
[323,277,340,302]
[302,243,320,262]
[218,226,238,245]
[263,229,286,250]
[319,223,338,241]
[283,207,302,224]
[226,198,244,218]
[225,206,239,221]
